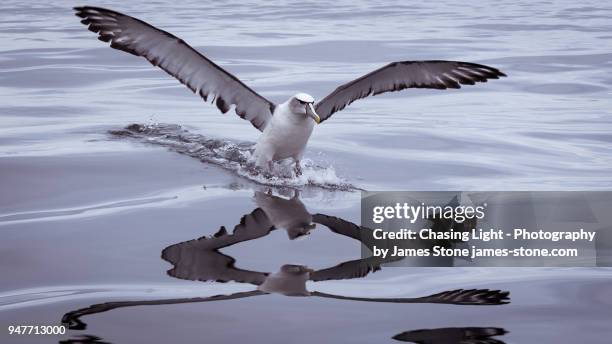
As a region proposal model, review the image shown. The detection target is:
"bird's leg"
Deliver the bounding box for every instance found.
[294,160,303,176]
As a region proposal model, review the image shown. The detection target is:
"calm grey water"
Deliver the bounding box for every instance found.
[1,1,612,343]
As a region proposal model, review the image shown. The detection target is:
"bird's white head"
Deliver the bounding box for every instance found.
[289,93,320,124]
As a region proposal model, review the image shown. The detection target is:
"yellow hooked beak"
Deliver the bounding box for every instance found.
[306,103,321,124]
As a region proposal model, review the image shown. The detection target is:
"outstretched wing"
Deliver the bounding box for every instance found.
[311,288,509,305]
[315,60,505,122]
[61,290,265,330]
[74,6,275,131]
[310,257,383,282]
[161,208,274,285]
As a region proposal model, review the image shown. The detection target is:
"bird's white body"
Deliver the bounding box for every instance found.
[253,98,315,169]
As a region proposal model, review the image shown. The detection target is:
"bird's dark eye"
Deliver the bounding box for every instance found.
[297,99,305,104]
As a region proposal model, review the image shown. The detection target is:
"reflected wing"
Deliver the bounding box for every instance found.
[186,208,275,251]
[161,242,269,285]
[312,213,363,241]
[161,208,273,285]
[61,291,265,330]
[313,213,380,249]
[311,289,509,305]
[74,6,275,131]
[393,327,507,344]
[311,214,402,281]
[416,289,510,305]
[310,257,382,281]
[315,61,505,122]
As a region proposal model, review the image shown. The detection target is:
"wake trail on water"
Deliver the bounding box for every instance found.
[109,123,356,191]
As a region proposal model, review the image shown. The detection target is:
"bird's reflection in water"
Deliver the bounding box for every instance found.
[393,327,507,344]
[59,334,111,344]
[61,190,509,343]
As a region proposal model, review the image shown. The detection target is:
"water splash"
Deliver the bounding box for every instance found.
[109,123,356,190]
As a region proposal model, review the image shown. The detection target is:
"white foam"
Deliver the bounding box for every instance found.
[110,123,356,190]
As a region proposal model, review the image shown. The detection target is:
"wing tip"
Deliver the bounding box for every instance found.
[455,61,508,79]
[73,5,121,18]
[426,288,511,305]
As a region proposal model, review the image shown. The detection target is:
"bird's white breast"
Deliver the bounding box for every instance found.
[253,102,314,163]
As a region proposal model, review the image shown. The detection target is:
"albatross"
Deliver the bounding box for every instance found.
[74,6,506,176]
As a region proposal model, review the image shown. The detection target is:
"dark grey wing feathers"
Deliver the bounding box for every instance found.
[315,60,506,122]
[74,6,275,131]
